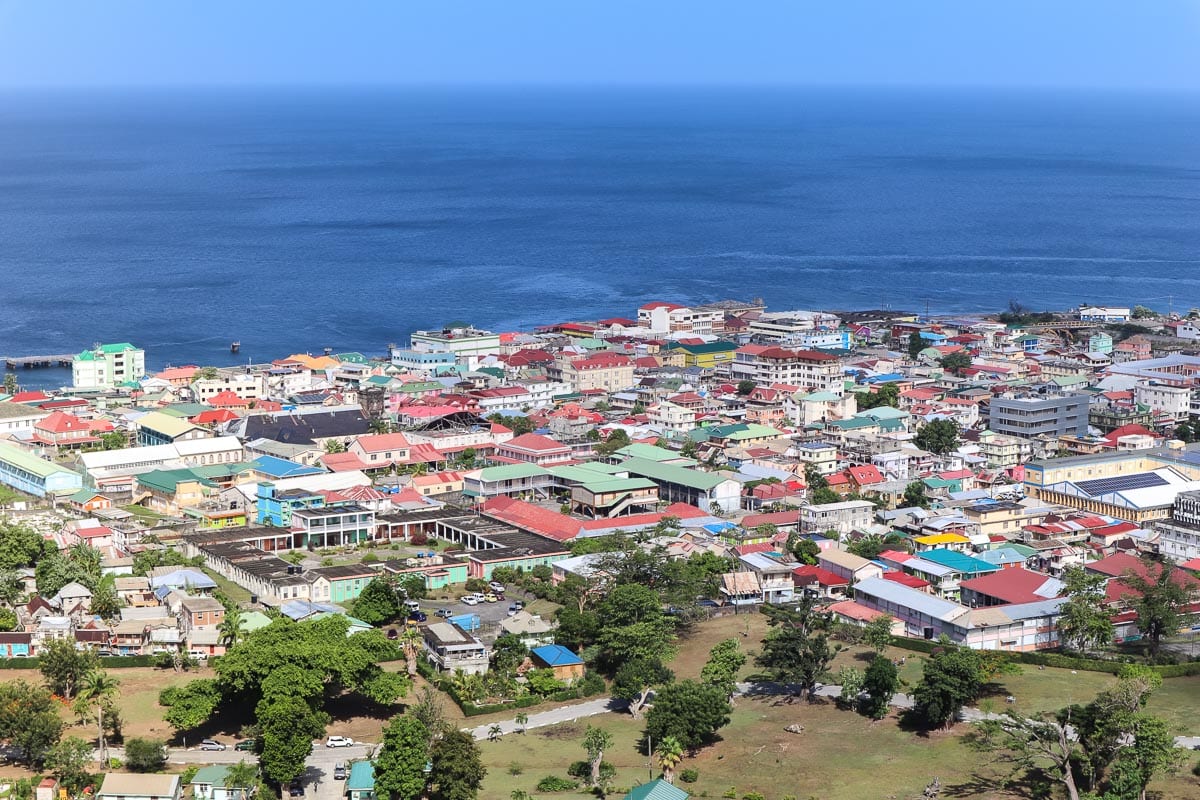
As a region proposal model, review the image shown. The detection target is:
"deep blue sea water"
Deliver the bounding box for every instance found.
[2,87,1199,387]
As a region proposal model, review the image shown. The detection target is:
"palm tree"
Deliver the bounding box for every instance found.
[655,736,684,784]
[400,625,423,678]
[218,607,244,649]
[78,670,120,762]
[515,712,529,734]
[487,724,502,742]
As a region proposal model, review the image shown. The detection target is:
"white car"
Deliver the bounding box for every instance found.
[325,736,354,748]
[461,596,480,606]
[488,581,505,593]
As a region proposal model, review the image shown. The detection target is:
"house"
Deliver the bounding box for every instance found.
[529,644,586,682]
[738,552,795,604]
[0,631,33,658]
[422,621,489,675]
[136,411,210,447]
[621,779,690,800]
[306,564,378,604]
[68,489,114,514]
[72,343,146,390]
[31,411,102,450]
[498,611,557,647]
[817,549,884,585]
[189,766,253,800]
[177,595,225,636]
[799,500,875,535]
[345,761,377,800]
[51,581,93,614]
[496,433,574,466]
[95,773,181,800]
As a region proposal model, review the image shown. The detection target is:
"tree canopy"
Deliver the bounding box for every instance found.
[375,715,430,800]
[1056,566,1115,654]
[913,419,959,455]
[644,680,732,751]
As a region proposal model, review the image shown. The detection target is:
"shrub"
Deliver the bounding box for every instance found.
[124,737,168,772]
[361,552,379,564]
[536,776,577,792]
[722,788,738,799]
[743,793,766,800]
[507,762,523,776]
[679,769,699,784]
[576,671,605,696]
[567,760,614,783]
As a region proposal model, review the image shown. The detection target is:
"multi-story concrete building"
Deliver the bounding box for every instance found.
[191,371,267,402]
[1133,381,1191,421]
[637,302,725,335]
[554,353,634,393]
[410,326,501,358]
[72,343,146,390]
[800,500,875,535]
[1156,489,1200,562]
[732,346,843,394]
[989,393,1088,438]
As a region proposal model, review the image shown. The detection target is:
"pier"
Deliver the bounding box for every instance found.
[1,354,75,369]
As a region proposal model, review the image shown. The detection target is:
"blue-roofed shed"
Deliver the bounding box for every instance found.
[622,779,690,800]
[530,644,586,682]
[249,455,323,479]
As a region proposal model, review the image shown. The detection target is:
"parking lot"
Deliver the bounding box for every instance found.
[389,590,525,642]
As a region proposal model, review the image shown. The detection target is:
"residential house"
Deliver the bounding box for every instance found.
[95,774,181,800]
[422,621,489,675]
[817,548,884,585]
[189,767,253,800]
[498,611,557,647]
[800,500,875,535]
[345,762,377,800]
[529,644,586,683]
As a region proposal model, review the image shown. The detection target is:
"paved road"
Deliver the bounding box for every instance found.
[466,697,627,740]
[301,743,374,800]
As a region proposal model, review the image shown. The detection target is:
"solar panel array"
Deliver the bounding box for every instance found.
[1075,473,1168,497]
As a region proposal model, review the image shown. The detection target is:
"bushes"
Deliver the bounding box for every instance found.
[535,776,577,792]
[568,760,614,783]
[124,738,168,772]
[434,669,606,717]
[679,769,699,784]
[0,655,156,670]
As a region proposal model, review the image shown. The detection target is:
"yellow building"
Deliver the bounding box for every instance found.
[664,341,738,370]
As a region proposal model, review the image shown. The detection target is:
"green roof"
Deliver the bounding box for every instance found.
[613,443,685,462]
[623,779,689,800]
[619,456,729,491]
[239,611,273,632]
[0,442,81,480]
[68,488,105,503]
[704,423,784,441]
[158,403,214,418]
[190,766,244,789]
[828,417,878,430]
[855,406,909,421]
[336,352,369,364]
[398,381,443,393]
[476,463,551,481]
[547,464,625,484]
[346,761,376,792]
[797,391,842,402]
[136,468,217,494]
[100,343,137,354]
[664,341,738,355]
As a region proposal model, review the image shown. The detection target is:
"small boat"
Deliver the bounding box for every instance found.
[230,341,241,353]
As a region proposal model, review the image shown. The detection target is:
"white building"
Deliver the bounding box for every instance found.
[1134,381,1191,421]
[191,371,267,402]
[410,326,501,358]
[72,343,146,390]
[1078,306,1131,323]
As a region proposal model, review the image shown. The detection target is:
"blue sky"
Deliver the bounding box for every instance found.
[1,1,1199,89]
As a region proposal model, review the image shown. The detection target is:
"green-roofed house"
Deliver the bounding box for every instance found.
[462,463,555,499]
[0,441,83,498]
[702,423,786,447]
[345,761,376,800]
[135,468,218,515]
[622,779,690,800]
[612,443,697,465]
[615,456,741,514]
[72,342,145,390]
[189,766,254,800]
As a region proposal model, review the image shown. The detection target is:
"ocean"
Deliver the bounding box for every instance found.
[2,86,1199,387]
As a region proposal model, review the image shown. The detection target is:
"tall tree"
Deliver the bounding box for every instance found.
[699,639,746,700]
[39,638,97,700]
[225,761,260,800]
[612,658,673,718]
[582,726,614,789]
[755,599,838,699]
[0,520,46,571]
[861,655,899,720]
[218,606,244,648]
[912,647,991,730]
[353,578,403,626]
[913,419,959,455]
[644,680,732,752]
[77,670,120,762]
[45,736,93,792]
[1122,558,1192,657]
[1102,714,1180,800]
[976,710,1083,800]
[939,351,972,375]
[907,332,925,358]
[257,692,328,786]
[428,730,486,800]
[862,614,894,654]
[655,736,685,784]
[1056,566,1114,654]
[375,715,430,800]
[0,680,64,767]
[124,738,169,772]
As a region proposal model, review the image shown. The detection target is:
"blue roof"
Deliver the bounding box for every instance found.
[531,644,584,667]
[149,569,217,591]
[918,548,1000,576]
[250,455,323,479]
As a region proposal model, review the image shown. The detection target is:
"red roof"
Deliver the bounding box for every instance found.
[959,567,1062,605]
[882,571,930,589]
[354,432,412,453]
[639,301,685,311]
[10,391,51,403]
[36,411,92,434]
[1102,424,1160,445]
[191,409,239,425]
[756,347,838,362]
[661,503,710,520]
[76,525,114,539]
[793,565,850,587]
[502,433,570,453]
[207,390,252,407]
[847,465,885,486]
[827,599,886,622]
[320,452,369,472]
[481,496,581,542]
[879,550,914,564]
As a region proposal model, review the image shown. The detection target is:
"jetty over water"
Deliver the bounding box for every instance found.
[1,354,75,369]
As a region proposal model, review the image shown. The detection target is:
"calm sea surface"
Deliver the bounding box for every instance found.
[2,87,1199,385]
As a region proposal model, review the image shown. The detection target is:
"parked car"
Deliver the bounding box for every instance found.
[404,600,421,613]
[488,581,505,593]
[436,608,454,618]
[461,595,480,606]
[333,763,347,780]
[288,783,304,797]
[199,739,226,751]
[386,628,399,640]
[234,739,256,752]
[507,603,523,613]
[483,593,498,603]
[408,611,428,623]
[325,736,354,748]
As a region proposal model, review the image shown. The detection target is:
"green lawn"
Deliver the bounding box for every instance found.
[120,503,166,520]
[202,567,252,604]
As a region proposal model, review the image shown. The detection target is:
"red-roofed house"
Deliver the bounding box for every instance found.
[348,433,414,470]
[882,571,931,591]
[959,568,1064,607]
[792,565,850,598]
[496,433,573,466]
[321,451,370,472]
[847,464,885,491]
[481,496,581,542]
[191,408,240,426]
[32,411,100,449]
[207,390,253,409]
